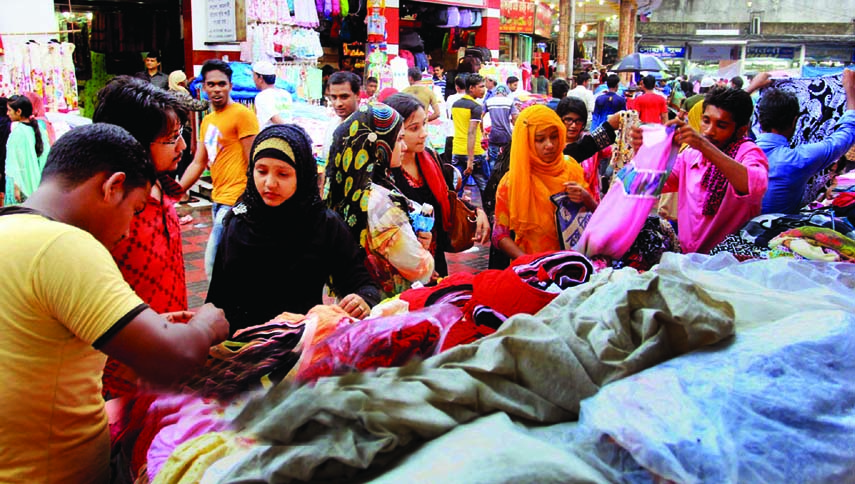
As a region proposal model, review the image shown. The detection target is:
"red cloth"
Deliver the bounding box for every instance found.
[104,195,186,399]
[832,192,855,208]
[112,195,186,313]
[463,253,561,320]
[440,319,495,352]
[628,92,667,124]
[400,271,474,310]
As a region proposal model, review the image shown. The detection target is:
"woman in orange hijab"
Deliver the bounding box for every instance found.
[492,105,598,259]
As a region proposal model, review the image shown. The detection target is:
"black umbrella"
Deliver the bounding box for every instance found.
[612,53,670,73]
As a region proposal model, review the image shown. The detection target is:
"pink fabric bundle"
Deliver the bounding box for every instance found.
[576,125,678,259]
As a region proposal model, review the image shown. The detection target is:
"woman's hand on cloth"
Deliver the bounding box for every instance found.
[338,294,370,319]
[416,230,433,250]
[474,208,491,245]
[564,181,596,209]
[629,126,644,152]
[607,111,623,130]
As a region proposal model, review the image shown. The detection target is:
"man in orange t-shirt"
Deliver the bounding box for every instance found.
[180,59,259,278]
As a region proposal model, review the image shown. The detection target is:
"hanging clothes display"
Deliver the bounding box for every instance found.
[753,74,847,207]
[0,38,78,112]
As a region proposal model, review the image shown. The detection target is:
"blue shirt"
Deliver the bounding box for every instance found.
[759,109,855,214]
[591,91,626,130]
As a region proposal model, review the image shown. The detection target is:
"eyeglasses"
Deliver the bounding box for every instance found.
[152,128,186,146]
[561,117,585,126]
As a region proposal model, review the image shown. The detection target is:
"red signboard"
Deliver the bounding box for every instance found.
[533,2,554,38]
[500,0,535,34]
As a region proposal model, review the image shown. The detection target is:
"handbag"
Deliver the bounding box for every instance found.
[446,190,477,253]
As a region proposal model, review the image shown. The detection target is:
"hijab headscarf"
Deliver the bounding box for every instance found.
[506,105,586,249]
[235,124,323,232]
[23,92,56,145]
[326,102,404,245]
[168,70,189,94]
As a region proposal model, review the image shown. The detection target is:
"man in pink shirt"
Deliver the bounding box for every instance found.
[628,75,668,124]
[660,86,769,254]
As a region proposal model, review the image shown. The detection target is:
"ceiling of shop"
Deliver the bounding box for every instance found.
[574,0,620,24]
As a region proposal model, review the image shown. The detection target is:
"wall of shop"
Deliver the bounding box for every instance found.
[0,0,57,35]
[187,0,243,74]
[647,0,855,24]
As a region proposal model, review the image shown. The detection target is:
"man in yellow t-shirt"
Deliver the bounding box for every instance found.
[0,124,229,483]
[402,66,441,122]
[180,59,260,278]
[451,73,488,201]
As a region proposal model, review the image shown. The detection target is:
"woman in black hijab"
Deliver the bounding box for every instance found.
[206,124,379,334]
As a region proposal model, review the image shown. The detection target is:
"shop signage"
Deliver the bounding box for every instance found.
[639,46,685,58]
[207,0,237,42]
[500,0,535,34]
[533,2,554,38]
[747,46,796,59]
[689,44,734,61]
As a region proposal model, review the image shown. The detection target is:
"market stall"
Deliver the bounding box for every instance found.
[107,252,855,483]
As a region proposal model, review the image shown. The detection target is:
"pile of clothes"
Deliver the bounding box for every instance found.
[710,203,855,262]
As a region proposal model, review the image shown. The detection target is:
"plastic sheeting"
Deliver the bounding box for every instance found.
[569,253,855,483]
[578,310,855,483]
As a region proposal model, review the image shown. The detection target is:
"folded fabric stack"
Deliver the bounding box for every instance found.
[769,226,855,262]
[710,207,855,261]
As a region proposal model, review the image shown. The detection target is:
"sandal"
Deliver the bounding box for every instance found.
[178,196,200,205]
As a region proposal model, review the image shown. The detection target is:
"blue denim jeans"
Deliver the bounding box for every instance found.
[452,154,489,203]
[487,143,507,171]
[204,202,232,280]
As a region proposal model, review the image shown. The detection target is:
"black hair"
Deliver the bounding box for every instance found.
[7,95,44,157]
[506,76,519,85]
[454,74,468,90]
[41,123,154,191]
[366,76,378,84]
[575,72,591,85]
[465,74,484,92]
[551,79,570,99]
[328,71,361,95]
[606,74,620,89]
[93,76,189,151]
[383,93,424,123]
[407,67,422,82]
[145,50,162,61]
[704,86,754,128]
[321,65,336,78]
[642,75,656,90]
[259,73,276,85]
[730,76,744,89]
[201,59,233,82]
[680,81,694,95]
[430,61,443,69]
[757,88,800,133]
[457,57,480,75]
[556,96,588,122]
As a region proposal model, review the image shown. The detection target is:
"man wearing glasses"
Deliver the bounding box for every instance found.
[93,75,217,398]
